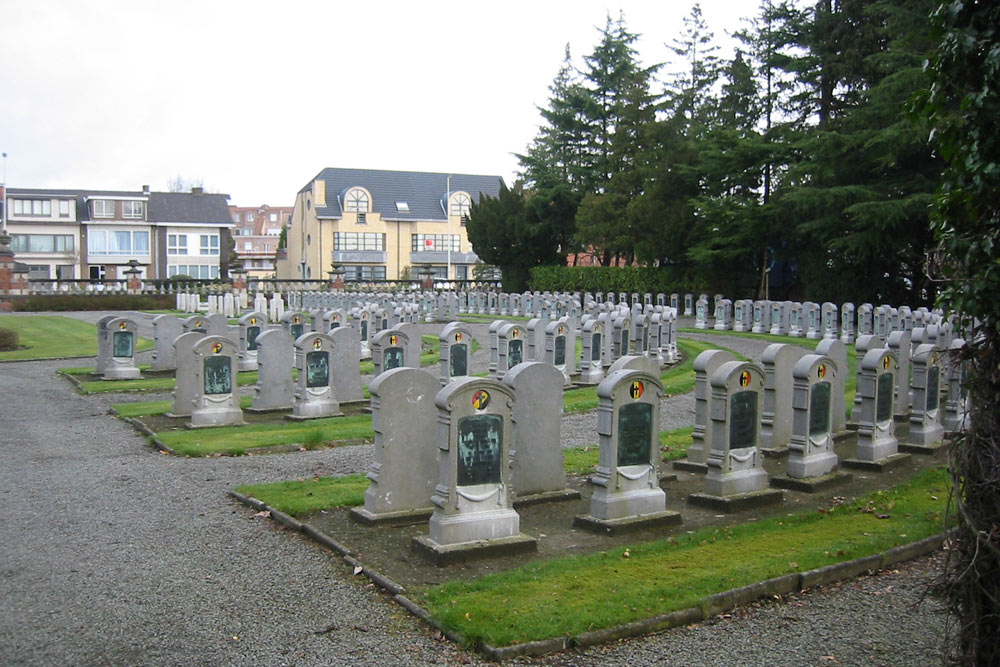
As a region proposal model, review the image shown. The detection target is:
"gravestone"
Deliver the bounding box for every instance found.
[887,330,913,418]
[814,338,848,434]
[504,362,579,503]
[496,323,528,381]
[439,322,473,385]
[850,334,881,422]
[760,343,809,455]
[661,309,679,364]
[857,304,874,337]
[803,302,821,339]
[487,320,504,378]
[733,299,753,333]
[770,301,790,336]
[395,322,423,372]
[188,335,244,427]
[351,367,440,524]
[413,377,535,563]
[788,302,804,337]
[578,319,605,385]
[843,348,910,471]
[249,328,295,412]
[676,349,737,473]
[821,302,839,340]
[689,361,783,510]
[168,332,206,417]
[771,354,850,491]
[574,369,680,534]
[526,317,548,362]
[370,328,411,377]
[237,311,266,372]
[181,315,208,335]
[683,293,694,316]
[329,325,364,404]
[943,338,968,433]
[543,320,572,385]
[150,314,183,372]
[841,303,856,344]
[612,313,632,360]
[694,297,710,329]
[901,343,945,452]
[752,300,771,334]
[714,299,733,331]
[101,317,141,380]
[289,332,342,419]
[670,293,679,312]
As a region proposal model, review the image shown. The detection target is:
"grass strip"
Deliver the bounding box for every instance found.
[416,467,949,647]
[156,414,374,456]
[562,426,694,476]
[64,369,261,394]
[235,474,370,515]
[0,315,152,360]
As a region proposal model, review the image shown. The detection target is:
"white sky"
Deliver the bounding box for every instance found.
[0,0,756,206]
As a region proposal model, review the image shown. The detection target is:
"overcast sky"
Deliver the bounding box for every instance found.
[1,0,757,206]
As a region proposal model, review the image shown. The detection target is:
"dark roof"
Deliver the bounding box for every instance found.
[146,192,233,225]
[6,187,232,225]
[302,167,504,221]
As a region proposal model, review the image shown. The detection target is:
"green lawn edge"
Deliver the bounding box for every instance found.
[416,467,949,648]
[0,315,152,361]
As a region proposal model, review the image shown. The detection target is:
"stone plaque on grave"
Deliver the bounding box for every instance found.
[189,336,244,427]
[905,343,945,450]
[290,332,341,419]
[439,322,473,385]
[845,348,905,467]
[101,318,141,380]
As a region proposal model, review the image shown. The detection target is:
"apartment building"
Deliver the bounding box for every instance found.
[229,204,291,278]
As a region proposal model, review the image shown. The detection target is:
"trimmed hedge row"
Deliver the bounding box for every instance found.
[529,266,704,295]
[9,294,176,312]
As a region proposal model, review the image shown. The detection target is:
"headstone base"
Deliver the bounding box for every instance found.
[841,452,912,472]
[687,488,784,513]
[758,445,790,458]
[103,368,141,380]
[770,470,853,493]
[412,533,537,566]
[188,409,244,428]
[573,510,682,536]
[671,459,708,474]
[286,402,343,420]
[238,360,259,372]
[899,439,948,455]
[511,488,582,509]
[349,506,433,527]
[245,406,291,414]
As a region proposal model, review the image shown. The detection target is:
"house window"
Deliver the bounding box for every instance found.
[168,234,188,255]
[10,234,74,253]
[269,212,277,222]
[342,265,386,281]
[167,264,220,279]
[456,264,469,280]
[12,199,52,216]
[411,234,460,252]
[333,232,385,251]
[122,201,144,219]
[396,202,410,212]
[247,212,255,222]
[243,242,252,251]
[450,192,472,223]
[89,265,106,280]
[87,230,149,255]
[200,234,220,255]
[58,200,71,217]
[232,213,241,222]
[93,200,114,218]
[346,188,369,224]
[28,265,50,279]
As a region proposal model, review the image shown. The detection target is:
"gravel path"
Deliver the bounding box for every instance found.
[0,317,951,665]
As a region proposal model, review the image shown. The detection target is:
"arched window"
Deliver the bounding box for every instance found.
[345,188,369,213]
[450,192,472,224]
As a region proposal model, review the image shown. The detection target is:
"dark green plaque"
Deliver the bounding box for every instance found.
[246,326,260,351]
[810,382,831,437]
[360,320,368,341]
[508,339,523,369]
[384,347,403,371]
[639,327,648,352]
[450,343,468,377]
[204,356,232,395]
[620,331,629,356]
[617,402,652,466]
[306,350,329,388]
[591,333,601,362]
[112,331,133,358]
[927,366,940,411]
[457,414,502,486]
[554,336,566,366]
[729,391,758,449]
[329,321,340,330]
[876,372,894,422]
[290,323,304,339]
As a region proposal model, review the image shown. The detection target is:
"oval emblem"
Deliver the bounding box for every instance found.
[629,380,644,399]
[211,341,223,354]
[472,390,491,410]
[739,370,752,388]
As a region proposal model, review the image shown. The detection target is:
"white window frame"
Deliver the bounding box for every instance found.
[199,234,220,255]
[93,200,115,218]
[122,201,144,219]
[168,234,188,255]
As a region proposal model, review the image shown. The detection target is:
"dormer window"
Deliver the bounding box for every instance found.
[345,188,369,224]
[395,202,409,212]
[122,201,144,219]
[93,200,114,218]
[450,192,472,225]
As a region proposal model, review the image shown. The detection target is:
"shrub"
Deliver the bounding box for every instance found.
[0,328,18,350]
[529,265,704,295]
[11,294,176,312]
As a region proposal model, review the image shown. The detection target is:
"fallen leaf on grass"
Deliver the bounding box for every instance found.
[253,510,270,518]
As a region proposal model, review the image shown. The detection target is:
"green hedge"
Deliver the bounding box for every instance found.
[529,266,703,295]
[10,294,176,312]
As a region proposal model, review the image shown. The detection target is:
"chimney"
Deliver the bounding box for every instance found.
[192,186,203,195]
[142,184,150,194]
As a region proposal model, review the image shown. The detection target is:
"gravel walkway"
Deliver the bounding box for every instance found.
[0,316,951,665]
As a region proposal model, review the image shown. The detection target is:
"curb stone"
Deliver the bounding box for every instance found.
[228,462,952,661]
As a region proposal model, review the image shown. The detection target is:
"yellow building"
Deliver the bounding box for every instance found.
[278,167,504,282]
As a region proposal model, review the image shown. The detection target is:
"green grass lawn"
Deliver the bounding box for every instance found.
[156,414,375,456]
[417,467,949,647]
[0,315,152,361]
[234,474,371,515]
[64,368,262,394]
